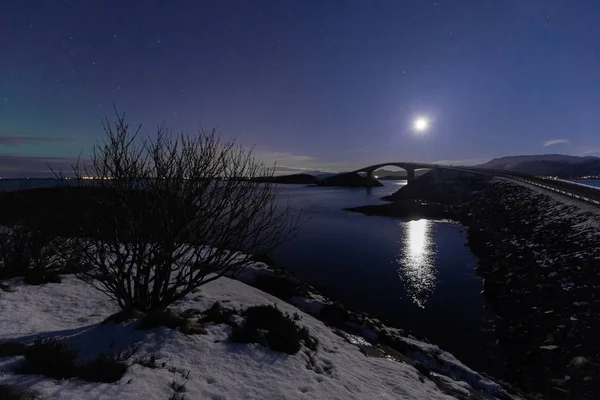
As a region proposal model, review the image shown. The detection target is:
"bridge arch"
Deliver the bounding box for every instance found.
[351,162,438,184]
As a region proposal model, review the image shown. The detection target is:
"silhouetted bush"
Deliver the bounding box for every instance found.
[230,305,318,354]
[0,341,27,357]
[0,384,34,400]
[199,302,236,325]
[78,352,128,383]
[18,337,129,383]
[22,337,78,379]
[0,225,64,283]
[62,110,301,313]
[136,309,187,330]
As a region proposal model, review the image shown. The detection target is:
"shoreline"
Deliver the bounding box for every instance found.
[230,258,523,399]
[345,169,600,399]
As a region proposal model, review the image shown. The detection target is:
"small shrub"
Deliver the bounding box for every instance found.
[168,394,186,400]
[0,384,34,400]
[0,225,35,278]
[54,239,86,274]
[230,305,318,355]
[0,225,62,282]
[0,341,27,357]
[18,337,129,383]
[136,309,207,335]
[23,337,77,379]
[199,302,236,325]
[136,309,186,330]
[78,352,128,383]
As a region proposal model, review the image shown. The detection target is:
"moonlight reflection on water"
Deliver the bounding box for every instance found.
[397,219,436,308]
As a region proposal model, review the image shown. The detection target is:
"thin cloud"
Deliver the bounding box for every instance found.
[543,139,568,147]
[0,136,68,146]
[0,154,80,178]
[253,150,345,174]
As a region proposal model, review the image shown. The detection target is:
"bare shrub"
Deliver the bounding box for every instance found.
[65,110,300,312]
[229,304,318,354]
[0,225,61,281]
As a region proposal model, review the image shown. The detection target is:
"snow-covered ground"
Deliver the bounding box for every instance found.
[0,273,522,400]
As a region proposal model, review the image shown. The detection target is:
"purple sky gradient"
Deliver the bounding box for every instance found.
[2,0,600,177]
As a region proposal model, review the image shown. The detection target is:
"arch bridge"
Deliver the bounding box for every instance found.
[351,162,453,184]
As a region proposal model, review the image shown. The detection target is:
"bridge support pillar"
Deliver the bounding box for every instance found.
[406,167,415,184]
[366,170,373,179]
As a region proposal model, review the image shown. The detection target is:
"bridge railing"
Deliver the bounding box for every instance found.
[553,178,600,191]
[508,177,600,205]
[458,167,600,206]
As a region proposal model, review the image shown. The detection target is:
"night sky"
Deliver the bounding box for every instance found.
[2,0,600,177]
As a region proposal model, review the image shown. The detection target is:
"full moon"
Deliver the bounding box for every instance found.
[413,117,429,132]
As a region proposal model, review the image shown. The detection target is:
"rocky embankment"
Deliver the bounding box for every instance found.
[463,180,600,399]
[349,169,600,399]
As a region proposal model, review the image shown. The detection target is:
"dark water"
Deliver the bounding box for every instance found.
[270,182,495,372]
[0,179,494,371]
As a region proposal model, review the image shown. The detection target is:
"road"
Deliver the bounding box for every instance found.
[455,167,600,206]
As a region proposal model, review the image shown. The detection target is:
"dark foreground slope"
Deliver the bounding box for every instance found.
[0,187,190,240]
[349,169,600,399]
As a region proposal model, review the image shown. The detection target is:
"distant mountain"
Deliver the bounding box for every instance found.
[477,154,600,177]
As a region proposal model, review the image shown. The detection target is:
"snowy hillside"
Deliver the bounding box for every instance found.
[0,273,522,400]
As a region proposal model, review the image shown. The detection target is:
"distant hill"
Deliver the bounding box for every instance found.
[251,173,318,184]
[477,154,600,177]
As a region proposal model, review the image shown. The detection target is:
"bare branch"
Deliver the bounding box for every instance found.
[69,111,302,312]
